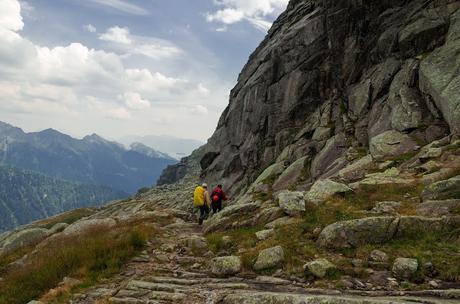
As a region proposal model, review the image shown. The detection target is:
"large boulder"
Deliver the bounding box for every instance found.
[272,157,308,191]
[317,216,448,249]
[253,246,285,271]
[304,259,337,278]
[422,175,460,201]
[369,130,419,159]
[62,218,117,236]
[304,179,352,204]
[350,168,416,188]
[210,256,242,277]
[256,229,275,241]
[0,228,50,254]
[417,199,460,216]
[252,207,286,226]
[419,10,460,136]
[392,258,418,280]
[317,217,398,249]
[277,191,306,216]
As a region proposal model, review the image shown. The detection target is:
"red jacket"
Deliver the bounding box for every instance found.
[211,187,227,202]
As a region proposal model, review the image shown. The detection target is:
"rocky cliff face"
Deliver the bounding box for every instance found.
[160,0,460,196]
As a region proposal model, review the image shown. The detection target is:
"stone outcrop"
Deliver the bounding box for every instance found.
[304,259,336,278]
[317,216,457,249]
[210,256,242,277]
[304,179,352,204]
[277,191,306,216]
[253,246,285,271]
[392,258,419,280]
[161,0,459,198]
[422,175,460,201]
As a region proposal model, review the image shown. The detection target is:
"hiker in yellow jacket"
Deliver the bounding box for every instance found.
[194,183,211,225]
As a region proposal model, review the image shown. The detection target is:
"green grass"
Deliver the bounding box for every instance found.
[0,224,153,304]
[354,229,460,282]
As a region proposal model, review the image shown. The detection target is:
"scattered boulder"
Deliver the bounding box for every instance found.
[369,130,419,160]
[304,258,337,278]
[418,147,443,161]
[392,258,418,280]
[62,218,117,236]
[253,246,285,271]
[210,256,242,277]
[336,155,373,181]
[350,167,415,188]
[256,229,275,241]
[371,201,402,214]
[395,216,444,238]
[417,199,460,216]
[318,216,449,249]
[252,207,285,226]
[317,217,398,249]
[369,250,389,263]
[304,179,352,204]
[0,228,50,254]
[277,191,306,216]
[264,217,300,229]
[422,175,460,201]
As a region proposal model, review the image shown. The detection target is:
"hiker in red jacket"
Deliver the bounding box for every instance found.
[210,184,228,214]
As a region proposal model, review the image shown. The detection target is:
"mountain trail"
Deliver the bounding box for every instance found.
[70,212,460,304]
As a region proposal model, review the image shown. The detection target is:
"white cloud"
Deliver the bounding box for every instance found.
[122,92,151,110]
[0,0,230,141]
[0,0,24,31]
[107,107,131,120]
[84,24,97,33]
[207,0,288,31]
[197,83,210,96]
[206,8,244,24]
[100,26,131,44]
[99,26,183,59]
[190,105,209,115]
[83,0,148,16]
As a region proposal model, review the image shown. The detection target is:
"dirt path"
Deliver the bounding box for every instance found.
[71,216,460,304]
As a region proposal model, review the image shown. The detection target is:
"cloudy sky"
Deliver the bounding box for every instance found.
[0,0,288,141]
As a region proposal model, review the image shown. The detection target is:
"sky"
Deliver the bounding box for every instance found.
[0,0,289,141]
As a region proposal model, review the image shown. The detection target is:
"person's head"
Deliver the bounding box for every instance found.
[217,184,223,189]
[202,183,208,189]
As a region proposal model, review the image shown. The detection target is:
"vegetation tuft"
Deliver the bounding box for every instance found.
[0,224,153,304]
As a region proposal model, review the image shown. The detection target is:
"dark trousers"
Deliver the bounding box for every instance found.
[212,200,223,214]
[198,205,209,225]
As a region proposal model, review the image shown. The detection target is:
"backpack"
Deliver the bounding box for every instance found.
[212,194,220,203]
[194,186,205,207]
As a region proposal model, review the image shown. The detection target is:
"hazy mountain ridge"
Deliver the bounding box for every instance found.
[119,134,204,160]
[0,121,177,194]
[0,164,125,232]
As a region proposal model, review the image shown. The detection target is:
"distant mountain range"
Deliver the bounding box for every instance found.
[0,121,178,231]
[0,121,177,194]
[0,164,125,232]
[119,135,203,160]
